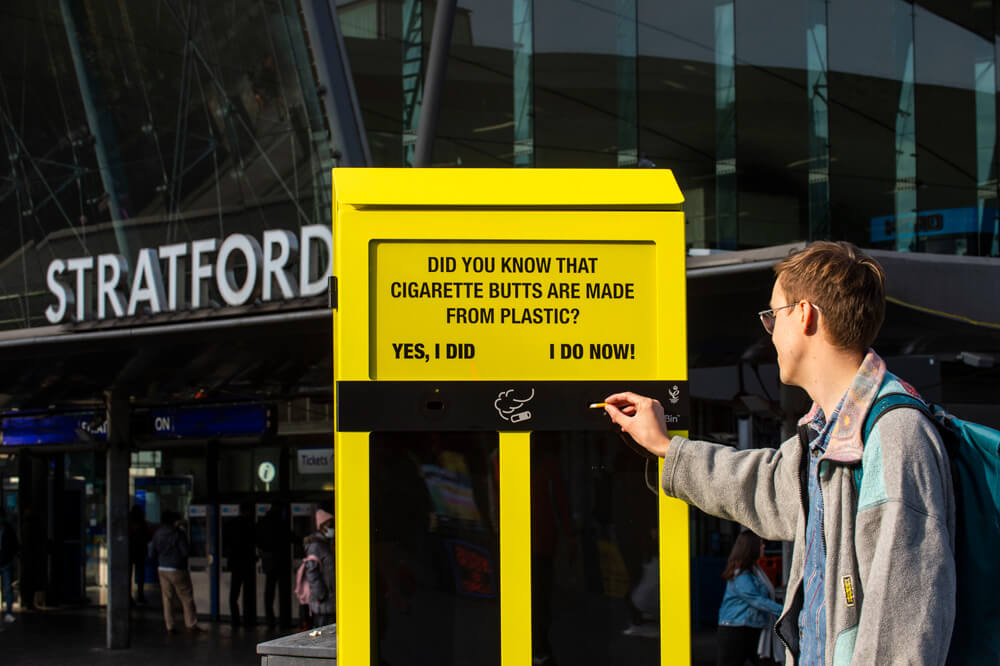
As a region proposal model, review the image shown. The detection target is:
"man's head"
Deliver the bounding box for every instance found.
[768,241,886,384]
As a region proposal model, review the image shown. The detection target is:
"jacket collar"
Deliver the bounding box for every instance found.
[797,349,886,464]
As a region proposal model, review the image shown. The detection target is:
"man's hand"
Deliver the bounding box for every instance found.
[604,392,672,458]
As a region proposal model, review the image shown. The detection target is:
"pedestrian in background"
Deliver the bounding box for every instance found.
[256,502,293,627]
[149,510,202,634]
[0,509,19,624]
[304,508,335,627]
[716,531,782,666]
[225,501,257,628]
[128,505,149,606]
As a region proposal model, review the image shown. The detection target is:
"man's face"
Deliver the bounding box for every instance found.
[769,279,803,387]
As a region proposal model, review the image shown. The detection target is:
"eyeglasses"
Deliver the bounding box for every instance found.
[758,302,822,335]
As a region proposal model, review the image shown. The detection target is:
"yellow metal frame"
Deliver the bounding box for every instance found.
[333,168,688,665]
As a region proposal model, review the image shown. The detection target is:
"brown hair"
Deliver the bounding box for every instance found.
[774,241,886,352]
[722,531,762,581]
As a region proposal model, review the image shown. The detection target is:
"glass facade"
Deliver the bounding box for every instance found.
[338,0,1000,255]
[2,0,999,334]
[0,0,335,331]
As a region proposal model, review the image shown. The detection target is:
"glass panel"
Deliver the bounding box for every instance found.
[513,0,535,166]
[827,0,899,247]
[428,0,515,167]
[806,0,831,240]
[636,0,716,248]
[534,0,617,166]
[372,432,499,666]
[974,38,999,256]
[734,0,809,249]
[716,0,738,249]
[218,447,253,494]
[530,432,659,665]
[616,0,638,167]
[894,0,918,250]
[401,0,423,165]
[914,5,985,253]
[338,0,404,165]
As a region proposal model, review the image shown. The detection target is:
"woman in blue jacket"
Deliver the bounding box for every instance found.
[717,531,783,666]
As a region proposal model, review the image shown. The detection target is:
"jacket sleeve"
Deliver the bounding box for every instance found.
[730,572,784,617]
[661,434,801,542]
[305,552,328,602]
[851,410,956,665]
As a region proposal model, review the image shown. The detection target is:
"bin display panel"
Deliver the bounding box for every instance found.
[371,240,658,380]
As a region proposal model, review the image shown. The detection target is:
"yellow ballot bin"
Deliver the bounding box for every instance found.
[332,168,689,666]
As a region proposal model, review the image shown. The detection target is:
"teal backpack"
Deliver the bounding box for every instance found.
[860,393,1000,665]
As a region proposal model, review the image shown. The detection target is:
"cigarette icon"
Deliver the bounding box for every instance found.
[589,402,607,409]
[510,410,532,423]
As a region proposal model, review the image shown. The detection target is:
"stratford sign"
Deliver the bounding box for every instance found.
[44,225,332,323]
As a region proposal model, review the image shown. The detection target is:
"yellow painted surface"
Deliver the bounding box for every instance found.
[334,431,371,666]
[499,432,533,666]
[332,167,683,209]
[332,168,689,664]
[659,446,691,665]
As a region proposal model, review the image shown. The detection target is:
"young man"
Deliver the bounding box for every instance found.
[605,241,956,664]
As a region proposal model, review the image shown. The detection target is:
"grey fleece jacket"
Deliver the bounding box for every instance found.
[661,359,956,665]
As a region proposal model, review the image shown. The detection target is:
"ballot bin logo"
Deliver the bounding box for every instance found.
[668,385,681,405]
[494,388,535,424]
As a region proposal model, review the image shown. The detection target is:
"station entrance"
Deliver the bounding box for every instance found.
[0,417,336,629]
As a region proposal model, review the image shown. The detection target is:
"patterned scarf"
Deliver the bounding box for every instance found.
[795,349,920,464]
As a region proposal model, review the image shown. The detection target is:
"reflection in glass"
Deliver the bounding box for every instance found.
[402,0,424,166]
[715,1,737,249]
[531,432,658,665]
[734,0,808,248]
[637,1,716,248]
[828,0,897,246]
[616,0,638,167]
[977,39,1000,256]
[969,39,1000,257]
[534,0,616,167]
[806,0,830,240]
[513,0,535,167]
[0,1,333,330]
[372,432,499,666]
[894,0,917,251]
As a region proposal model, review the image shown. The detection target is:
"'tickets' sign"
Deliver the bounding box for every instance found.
[297,448,334,475]
[372,241,658,380]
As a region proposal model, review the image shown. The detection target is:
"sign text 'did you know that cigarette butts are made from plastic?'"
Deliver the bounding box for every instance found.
[372,241,657,380]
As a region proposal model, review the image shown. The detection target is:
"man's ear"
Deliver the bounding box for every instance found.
[802,301,820,335]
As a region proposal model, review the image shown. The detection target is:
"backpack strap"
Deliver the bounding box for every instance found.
[856,393,935,492]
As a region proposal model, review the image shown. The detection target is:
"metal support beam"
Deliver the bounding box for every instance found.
[59,0,132,264]
[298,0,371,166]
[413,0,458,167]
[105,390,131,649]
